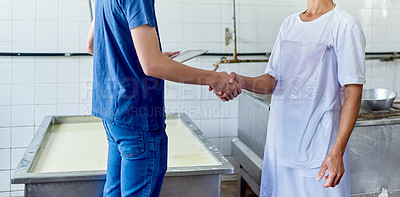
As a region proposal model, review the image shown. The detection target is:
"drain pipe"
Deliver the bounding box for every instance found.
[232,0,238,61]
[89,0,94,21]
[213,0,269,71]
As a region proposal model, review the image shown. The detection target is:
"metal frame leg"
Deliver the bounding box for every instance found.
[238,167,247,197]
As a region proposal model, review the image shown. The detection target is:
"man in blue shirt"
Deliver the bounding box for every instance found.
[86,0,240,196]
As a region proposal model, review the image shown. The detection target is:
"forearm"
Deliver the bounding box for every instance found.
[132,25,218,87]
[330,85,363,156]
[241,74,275,94]
[86,20,95,55]
[148,54,217,86]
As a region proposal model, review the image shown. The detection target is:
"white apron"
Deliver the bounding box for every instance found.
[260,11,351,197]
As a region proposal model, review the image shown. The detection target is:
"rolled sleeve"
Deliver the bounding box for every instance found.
[265,21,286,77]
[265,62,277,77]
[120,0,156,30]
[336,22,366,86]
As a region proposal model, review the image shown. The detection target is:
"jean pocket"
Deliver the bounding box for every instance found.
[117,131,145,158]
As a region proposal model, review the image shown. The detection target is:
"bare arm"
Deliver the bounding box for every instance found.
[86,20,95,55]
[240,74,275,95]
[131,24,240,99]
[211,73,274,101]
[317,84,363,188]
[332,84,362,158]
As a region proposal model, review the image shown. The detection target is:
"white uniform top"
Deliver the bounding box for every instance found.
[266,6,366,87]
[259,6,366,197]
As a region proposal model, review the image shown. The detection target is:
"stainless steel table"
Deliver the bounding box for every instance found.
[233,91,400,197]
[12,113,233,197]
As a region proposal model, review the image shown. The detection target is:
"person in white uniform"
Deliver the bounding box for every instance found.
[212,0,365,196]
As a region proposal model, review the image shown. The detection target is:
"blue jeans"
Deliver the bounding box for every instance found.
[102,121,168,197]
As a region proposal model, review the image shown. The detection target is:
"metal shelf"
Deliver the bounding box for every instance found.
[0,52,399,62]
[0,52,92,57]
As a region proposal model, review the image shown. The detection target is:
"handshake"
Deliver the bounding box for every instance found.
[209,72,244,102]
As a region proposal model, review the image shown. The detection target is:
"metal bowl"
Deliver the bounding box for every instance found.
[361,88,398,111]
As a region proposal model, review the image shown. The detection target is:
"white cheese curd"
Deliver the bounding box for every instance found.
[31,119,219,173]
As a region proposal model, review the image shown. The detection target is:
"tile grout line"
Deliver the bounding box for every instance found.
[9,1,13,192]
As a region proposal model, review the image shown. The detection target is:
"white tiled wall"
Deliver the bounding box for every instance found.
[0,0,93,195]
[0,0,399,195]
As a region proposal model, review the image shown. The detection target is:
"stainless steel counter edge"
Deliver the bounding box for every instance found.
[242,90,400,127]
[12,113,234,184]
[355,118,400,127]
[12,116,53,184]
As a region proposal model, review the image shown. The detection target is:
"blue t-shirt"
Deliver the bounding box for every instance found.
[92,0,165,131]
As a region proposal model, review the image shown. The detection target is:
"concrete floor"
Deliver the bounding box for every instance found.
[221,181,258,197]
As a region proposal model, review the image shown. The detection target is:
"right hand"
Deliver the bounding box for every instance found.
[210,72,244,101]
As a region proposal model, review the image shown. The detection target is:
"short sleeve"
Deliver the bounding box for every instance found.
[336,22,366,86]
[265,21,286,77]
[119,0,157,30]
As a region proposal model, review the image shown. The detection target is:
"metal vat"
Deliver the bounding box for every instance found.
[12,113,233,197]
[234,91,400,196]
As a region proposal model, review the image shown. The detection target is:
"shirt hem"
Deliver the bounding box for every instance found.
[128,18,156,30]
[265,70,276,78]
[92,111,165,132]
[340,77,366,86]
[266,154,325,169]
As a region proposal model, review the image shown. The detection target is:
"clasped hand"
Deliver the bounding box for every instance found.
[209,72,244,102]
